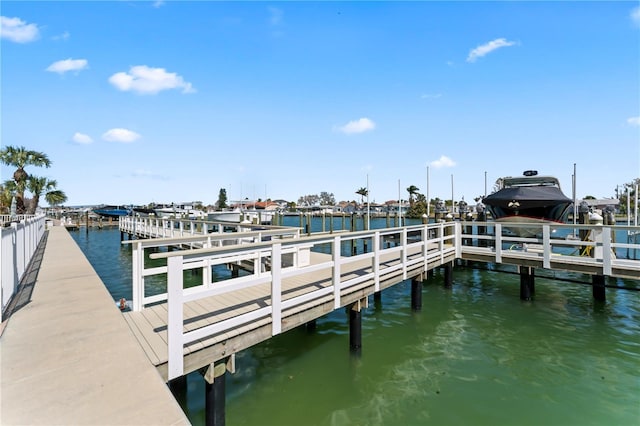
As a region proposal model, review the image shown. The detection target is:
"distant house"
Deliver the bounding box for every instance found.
[230,200,280,211]
[271,199,289,209]
[383,200,408,214]
[339,201,358,214]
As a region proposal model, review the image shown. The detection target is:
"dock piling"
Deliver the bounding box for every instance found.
[411,278,422,311]
[592,275,606,301]
[202,359,231,426]
[443,261,453,288]
[519,266,535,300]
[349,300,366,355]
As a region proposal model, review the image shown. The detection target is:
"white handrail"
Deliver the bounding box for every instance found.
[1,215,46,316]
[161,222,455,379]
[125,219,638,380]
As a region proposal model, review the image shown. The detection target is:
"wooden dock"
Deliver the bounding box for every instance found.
[0,226,189,425]
[118,217,640,383]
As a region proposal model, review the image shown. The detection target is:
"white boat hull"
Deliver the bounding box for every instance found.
[493,216,563,238]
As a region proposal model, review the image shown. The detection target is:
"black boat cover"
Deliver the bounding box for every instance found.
[483,186,571,209]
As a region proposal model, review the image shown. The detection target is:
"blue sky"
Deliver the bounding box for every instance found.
[1,1,639,207]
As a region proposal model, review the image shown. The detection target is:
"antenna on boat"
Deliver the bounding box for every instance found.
[426,166,430,220]
[572,163,577,230]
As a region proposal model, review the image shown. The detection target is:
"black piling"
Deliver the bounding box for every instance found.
[374,291,382,306]
[592,275,606,301]
[443,261,453,288]
[411,278,422,311]
[349,305,362,355]
[305,319,317,332]
[204,361,227,426]
[427,268,434,280]
[519,266,535,300]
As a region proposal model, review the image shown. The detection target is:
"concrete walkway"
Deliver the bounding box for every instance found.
[1,226,190,425]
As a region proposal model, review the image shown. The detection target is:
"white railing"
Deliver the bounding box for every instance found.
[0,214,36,226]
[125,219,639,379]
[1,215,47,316]
[460,222,640,276]
[123,226,306,311]
[137,222,456,379]
[119,216,291,240]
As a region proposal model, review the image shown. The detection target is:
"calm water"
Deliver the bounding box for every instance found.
[69,219,639,426]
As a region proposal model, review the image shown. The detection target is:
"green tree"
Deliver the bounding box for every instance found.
[26,176,67,214]
[406,185,420,206]
[406,192,428,218]
[355,187,368,205]
[319,191,336,206]
[0,181,16,214]
[44,189,68,208]
[618,178,639,215]
[0,146,51,214]
[216,188,228,210]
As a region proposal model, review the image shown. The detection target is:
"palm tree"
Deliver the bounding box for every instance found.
[44,189,68,208]
[0,181,15,214]
[406,185,420,206]
[355,187,368,205]
[26,176,66,213]
[0,146,51,214]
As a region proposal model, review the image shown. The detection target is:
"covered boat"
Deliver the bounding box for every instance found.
[92,205,132,218]
[482,170,572,236]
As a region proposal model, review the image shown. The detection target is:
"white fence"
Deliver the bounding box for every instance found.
[124,220,640,379]
[459,222,640,278]
[146,222,457,379]
[1,215,47,316]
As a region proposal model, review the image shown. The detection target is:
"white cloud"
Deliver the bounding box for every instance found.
[153,1,165,8]
[102,128,141,143]
[430,155,456,169]
[336,118,376,134]
[46,58,88,74]
[0,16,39,43]
[627,116,640,126]
[108,65,195,95]
[72,132,93,144]
[52,31,70,41]
[467,38,517,63]
[632,6,640,27]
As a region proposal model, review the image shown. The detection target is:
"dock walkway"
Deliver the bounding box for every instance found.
[0,226,189,425]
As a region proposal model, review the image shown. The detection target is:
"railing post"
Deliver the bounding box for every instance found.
[373,231,380,292]
[271,243,282,335]
[333,236,341,309]
[401,228,407,280]
[422,224,429,272]
[603,227,612,276]
[543,225,551,269]
[495,223,502,263]
[438,222,444,264]
[167,255,184,380]
[132,241,144,311]
[454,222,462,258]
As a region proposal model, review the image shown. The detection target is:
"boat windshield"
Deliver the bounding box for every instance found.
[502,176,560,188]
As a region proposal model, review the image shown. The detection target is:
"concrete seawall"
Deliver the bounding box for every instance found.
[1,226,189,425]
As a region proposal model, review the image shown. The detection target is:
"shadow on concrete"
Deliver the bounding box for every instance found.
[1,231,49,325]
